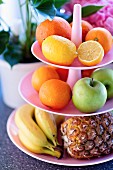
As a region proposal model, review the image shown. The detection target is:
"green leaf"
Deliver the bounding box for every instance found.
[0,0,3,4]
[0,31,10,54]
[30,0,41,8]
[54,0,70,8]
[67,5,104,23]
[66,14,73,23]
[3,42,23,66]
[31,0,56,23]
[82,5,104,18]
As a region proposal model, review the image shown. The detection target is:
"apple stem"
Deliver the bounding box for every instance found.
[90,78,94,87]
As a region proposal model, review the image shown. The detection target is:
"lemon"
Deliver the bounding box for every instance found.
[42,35,77,66]
[77,40,104,66]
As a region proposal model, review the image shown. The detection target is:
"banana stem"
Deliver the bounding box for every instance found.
[52,139,57,147]
[56,139,60,146]
[46,143,55,151]
[43,148,61,158]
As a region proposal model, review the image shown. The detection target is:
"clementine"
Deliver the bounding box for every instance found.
[39,79,72,110]
[55,68,69,82]
[31,66,60,92]
[48,65,69,82]
[81,68,96,78]
[85,27,113,54]
[36,16,71,46]
[70,20,93,42]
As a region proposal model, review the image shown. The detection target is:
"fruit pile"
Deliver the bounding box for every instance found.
[15,104,64,158]
[31,65,113,113]
[14,104,113,160]
[32,65,71,110]
[36,17,112,67]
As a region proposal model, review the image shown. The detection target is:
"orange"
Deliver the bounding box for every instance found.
[81,68,96,78]
[55,68,69,82]
[77,40,104,66]
[48,65,69,82]
[85,27,113,54]
[82,20,93,41]
[31,66,60,92]
[36,16,71,46]
[70,20,93,42]
[39,79,72,110]
[42,35,77,66]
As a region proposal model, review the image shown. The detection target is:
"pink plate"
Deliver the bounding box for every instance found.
[18,71,113,117]
[7,110,113,166]
[31,41,113,70]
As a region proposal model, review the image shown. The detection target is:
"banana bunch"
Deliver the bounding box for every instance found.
[15,104,62,158]
[35,108,59,146]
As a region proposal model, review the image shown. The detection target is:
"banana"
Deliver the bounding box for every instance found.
[35,108,58,146]
[18,130,61,158]
[15,104,54,151]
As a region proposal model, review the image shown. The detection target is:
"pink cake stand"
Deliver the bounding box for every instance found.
[7,4,113,167]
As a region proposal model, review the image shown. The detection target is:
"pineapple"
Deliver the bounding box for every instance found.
[61,112,113,159]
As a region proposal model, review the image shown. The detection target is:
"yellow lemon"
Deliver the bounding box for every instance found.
[77,40,104,66]
[42,35,77,66]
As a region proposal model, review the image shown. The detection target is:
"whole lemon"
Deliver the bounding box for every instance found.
[42,35,77,66]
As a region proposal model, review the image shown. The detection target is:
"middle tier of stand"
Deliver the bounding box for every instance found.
[19,70,113,117]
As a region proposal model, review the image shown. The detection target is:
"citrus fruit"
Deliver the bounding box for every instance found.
[82,20,93,41]
[36,16,71,46]
[31,66,60,92]
[55,68,69,82]
[39,79,72,109]
[77,40,104,66]
[42,35,77,66]
[48,65,69,82]
[70,20,93,42]
[85,27,112,54]
[81,68,96,78]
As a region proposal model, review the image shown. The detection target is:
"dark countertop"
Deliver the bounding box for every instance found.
[1,83,113,170]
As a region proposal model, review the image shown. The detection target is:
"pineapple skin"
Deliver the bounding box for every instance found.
[61,113,113,159]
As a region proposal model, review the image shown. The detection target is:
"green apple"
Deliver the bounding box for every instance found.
[91,68,113,99]
[72,77,107,113]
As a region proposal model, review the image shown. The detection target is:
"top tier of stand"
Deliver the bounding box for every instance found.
[31,41,113,70]
[31,4,113,71]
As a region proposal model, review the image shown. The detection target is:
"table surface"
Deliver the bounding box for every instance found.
[1,83,113,170]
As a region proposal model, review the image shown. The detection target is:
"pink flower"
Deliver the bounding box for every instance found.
[63,0,113,35]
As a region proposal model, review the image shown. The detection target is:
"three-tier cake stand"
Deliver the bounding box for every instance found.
[7,4,113,166]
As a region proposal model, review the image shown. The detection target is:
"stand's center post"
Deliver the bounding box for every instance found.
[67,4,82,89]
